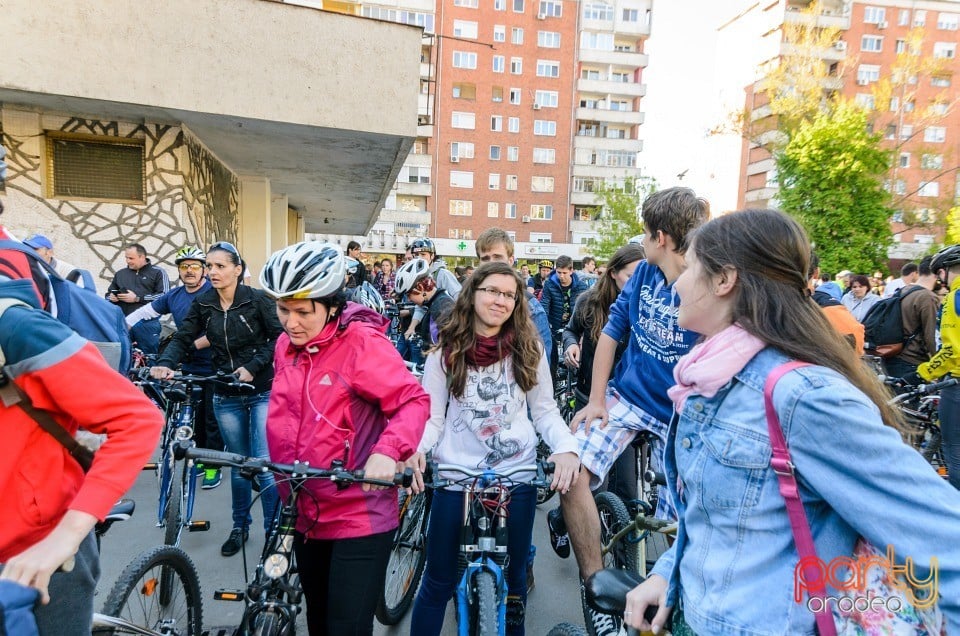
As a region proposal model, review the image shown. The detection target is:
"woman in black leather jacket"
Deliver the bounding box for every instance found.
[152,241,283,557]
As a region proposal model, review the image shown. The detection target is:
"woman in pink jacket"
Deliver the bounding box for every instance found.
[260,241,429,636]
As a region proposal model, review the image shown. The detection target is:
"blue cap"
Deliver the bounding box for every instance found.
[23,234,54,250]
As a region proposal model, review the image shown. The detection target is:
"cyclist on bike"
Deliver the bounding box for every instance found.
[394,257,454,352]
[125,245,224,488]
[404,238,461,341]
[406,261,580,636]
[260,241,429,636]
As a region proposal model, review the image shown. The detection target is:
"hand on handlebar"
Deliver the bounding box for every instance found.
[564,344,581,369]
[547,451,580,494]
[623,574,670,634]
[233,367,254,383]
[149,365,176,380]
[362,452,399,492]
[404,451,428,494]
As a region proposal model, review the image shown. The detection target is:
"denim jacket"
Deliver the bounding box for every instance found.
[650,347,960,635]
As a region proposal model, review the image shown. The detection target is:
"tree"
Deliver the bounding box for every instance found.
[777,102,893,274]
[945,204,960,246]
[586,175,657,260]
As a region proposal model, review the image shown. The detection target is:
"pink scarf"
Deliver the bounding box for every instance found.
[668,323,766,413]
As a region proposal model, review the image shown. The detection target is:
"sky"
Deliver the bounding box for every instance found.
[639,1,748,212]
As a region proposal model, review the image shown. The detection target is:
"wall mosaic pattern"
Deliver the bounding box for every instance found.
[182,131,239,248]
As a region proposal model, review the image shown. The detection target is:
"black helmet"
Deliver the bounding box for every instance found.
[931,245,960,273]
[409,238,435,255]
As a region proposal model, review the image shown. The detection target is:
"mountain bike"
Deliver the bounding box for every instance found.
[422,459,554,636]
[376,487,432,625]
[184,447,412,636]
[549,568,660,636]
[886,375,958,478]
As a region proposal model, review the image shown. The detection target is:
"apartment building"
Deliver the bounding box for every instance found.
[723,0,960,261]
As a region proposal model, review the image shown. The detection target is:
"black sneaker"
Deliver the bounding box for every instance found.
[221,528,249,557]
[547,507,570,559]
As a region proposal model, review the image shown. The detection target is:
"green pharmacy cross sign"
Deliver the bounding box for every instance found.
[458,241,467,251]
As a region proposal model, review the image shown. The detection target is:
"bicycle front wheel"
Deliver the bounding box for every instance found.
[100,545,203,636]
[251,609,289,636]
[471,570,499,636]
[376,490,431,625]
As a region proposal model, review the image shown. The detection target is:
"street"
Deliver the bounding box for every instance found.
[96,467,587,635]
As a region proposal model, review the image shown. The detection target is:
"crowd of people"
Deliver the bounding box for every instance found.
[2,178,960,635]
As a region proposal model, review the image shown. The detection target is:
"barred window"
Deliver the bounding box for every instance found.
[46,133,145,202]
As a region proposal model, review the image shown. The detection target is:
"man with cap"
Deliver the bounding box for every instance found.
[23,234,84,284]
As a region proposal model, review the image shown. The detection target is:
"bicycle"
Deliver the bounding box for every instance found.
[138,371,253,546]
[549,568,661,636]
[421,459,554,636]
[885,375,957,478]
[89,500,204,636]
[376,486,432,625]
[183,446,411,635]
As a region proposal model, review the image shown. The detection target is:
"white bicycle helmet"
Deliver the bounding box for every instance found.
[344,255,360,275]
[259,241,346,300]
[394,258,430,295]
[174,246,206,264]
[353,281,386,315]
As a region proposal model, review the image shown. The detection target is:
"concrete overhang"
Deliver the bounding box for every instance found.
[2,0,423,235]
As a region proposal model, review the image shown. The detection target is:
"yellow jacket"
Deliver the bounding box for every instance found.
[917,276,960,380]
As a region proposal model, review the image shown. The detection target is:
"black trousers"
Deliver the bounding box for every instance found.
[293,529,394,636]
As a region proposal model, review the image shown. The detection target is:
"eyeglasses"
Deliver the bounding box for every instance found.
[477,287,518,302]
[209,241,240,257]
[178,263,203,272]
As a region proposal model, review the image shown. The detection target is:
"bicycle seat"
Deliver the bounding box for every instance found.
[630,430,659,448]
[95,498,136,536]
[164,383,189,402]
[584,568,657,622]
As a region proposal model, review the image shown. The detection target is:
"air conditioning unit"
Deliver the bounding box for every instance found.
[856,78,869,86]
[834,40,847,51]
[537,12,546,19]
[533,102,542,110]
[450,155,460,163]
[521,215,531,223]
[878,20,888,29]
[417,114,431,126]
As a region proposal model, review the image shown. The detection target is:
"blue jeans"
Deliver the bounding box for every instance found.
[130,317,161,355]
[213,391,279,532]
[938,381,960,490]
[411,485,536,636]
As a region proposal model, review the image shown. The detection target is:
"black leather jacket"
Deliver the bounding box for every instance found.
[158,284,283,394]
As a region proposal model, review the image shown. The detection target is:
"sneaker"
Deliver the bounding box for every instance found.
[547,507,571,559]
[202,468,222,490]
[221,528,249,557]
[587,606,619,636]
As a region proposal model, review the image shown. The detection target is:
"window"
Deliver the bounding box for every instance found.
[582,2,614,20]
[448,228,474,239]
[529,204,553,220]
[509,88,521,104]
[857,65,881,83]
[933,42,956,59]
[488,202,499,218]
[450,141,475,160]
[861,35,883,52]
[511,57,523,74]
[492,86,504,102]
[451,111,476,129]
[450,171,474,188]
[611,71,631,83]
[609,99,631,111]
[581,68,601,80]
[622,8,639,21]
[931,102,949,115]
[413,139,429,154]
[512,27,524,44]
[922,154,943,169]
[513,0,523,12]
[573,177,597,192]
[894,180,906,195]
[919,181,940,197]
[900,124,913,140]
[539,0,562,17]
[490,145,501,160]
[538,31,561,48]
[454,20,478,38]
[406,166,430,183]
[508,117,520,133]
[454,0,478,7]
[507,146,519,161]
[925,127,947,142]
[855,93,875,110]
[489,173,501,189]
[914,9,926,26]
[885,124,897,140]
[889,96,899,111]
[938,12,959,30]
[581,32,615,50]
[533,147,556,163]
[932,75,952,87]
[895,39,906,54]
[453,51,477,69]
[531,176,555,192]
[450,200,473,216]
[535,90,559,107]
[45,133,146,202]
[536,60,560,77]
[533,120,556,136]
[493,56,505,73]
[904,100,915,112]
[506,175,518,190]
[864,6,885,24]
[361,7,435,33]
[505,203,517,218]
[899,152,911,168]
[493,25,506,42]
[899,9,910,25]
[494,0,505,9]
[529,232,552,243]
[452,82,477,99]
[491,116,503,131]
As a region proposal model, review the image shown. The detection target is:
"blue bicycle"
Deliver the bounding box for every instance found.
[423,460,554,636]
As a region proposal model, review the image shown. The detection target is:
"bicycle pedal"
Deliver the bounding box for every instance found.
[143,463,158,471]
[214,589,245,602]
[188,520,211,532]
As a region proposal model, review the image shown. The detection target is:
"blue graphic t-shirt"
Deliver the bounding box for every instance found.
[602,260,700,424]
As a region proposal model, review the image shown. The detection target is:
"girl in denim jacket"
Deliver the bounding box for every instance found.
[624,210,960,635]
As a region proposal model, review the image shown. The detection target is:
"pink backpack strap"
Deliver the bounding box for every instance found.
[764,361,836,636]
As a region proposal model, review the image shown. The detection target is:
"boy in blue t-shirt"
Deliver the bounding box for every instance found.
[556,187,708,633]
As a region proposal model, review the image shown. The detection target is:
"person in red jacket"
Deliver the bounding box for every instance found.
[259,241,429,636]
[0,275,162,636]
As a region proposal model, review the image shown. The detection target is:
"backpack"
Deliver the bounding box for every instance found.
[0,240,130,373]
[861,286,921,358]
[65,267,97,290]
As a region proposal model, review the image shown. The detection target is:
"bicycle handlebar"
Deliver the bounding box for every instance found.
[184,447,413,488]
[424,460,555,488]
[885,376,958,404]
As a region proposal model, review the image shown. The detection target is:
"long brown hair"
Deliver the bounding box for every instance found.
[437,261,543,399]
[691,209,904,431]
[580,244,645,345]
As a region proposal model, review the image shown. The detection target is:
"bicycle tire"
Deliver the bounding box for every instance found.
[100,545,203,636]
[582,492,635,636]
[922,427,942,464]
[547,622,588,636]
[376,490,431,625]
[471,570,499,636]
[535,437,557,505]
[251,609,286,636]
[163,483,182,547]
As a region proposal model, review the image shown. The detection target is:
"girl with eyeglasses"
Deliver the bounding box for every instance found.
[151,241,283,557]
[405,261,581,636]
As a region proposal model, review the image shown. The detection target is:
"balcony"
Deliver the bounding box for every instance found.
[571,191,601,206]
[420,62,434,79]
[579,48,649,68]
[576,107,644,125]
[577,78,647,97]
[574,136,641,152]
[784,8,850,30]
[378,208,432,225]
[397,181,432,197]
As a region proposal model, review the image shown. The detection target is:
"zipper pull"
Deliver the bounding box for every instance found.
[342,440,351,465]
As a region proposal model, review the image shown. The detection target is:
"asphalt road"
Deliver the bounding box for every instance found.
[95,467,587,635]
